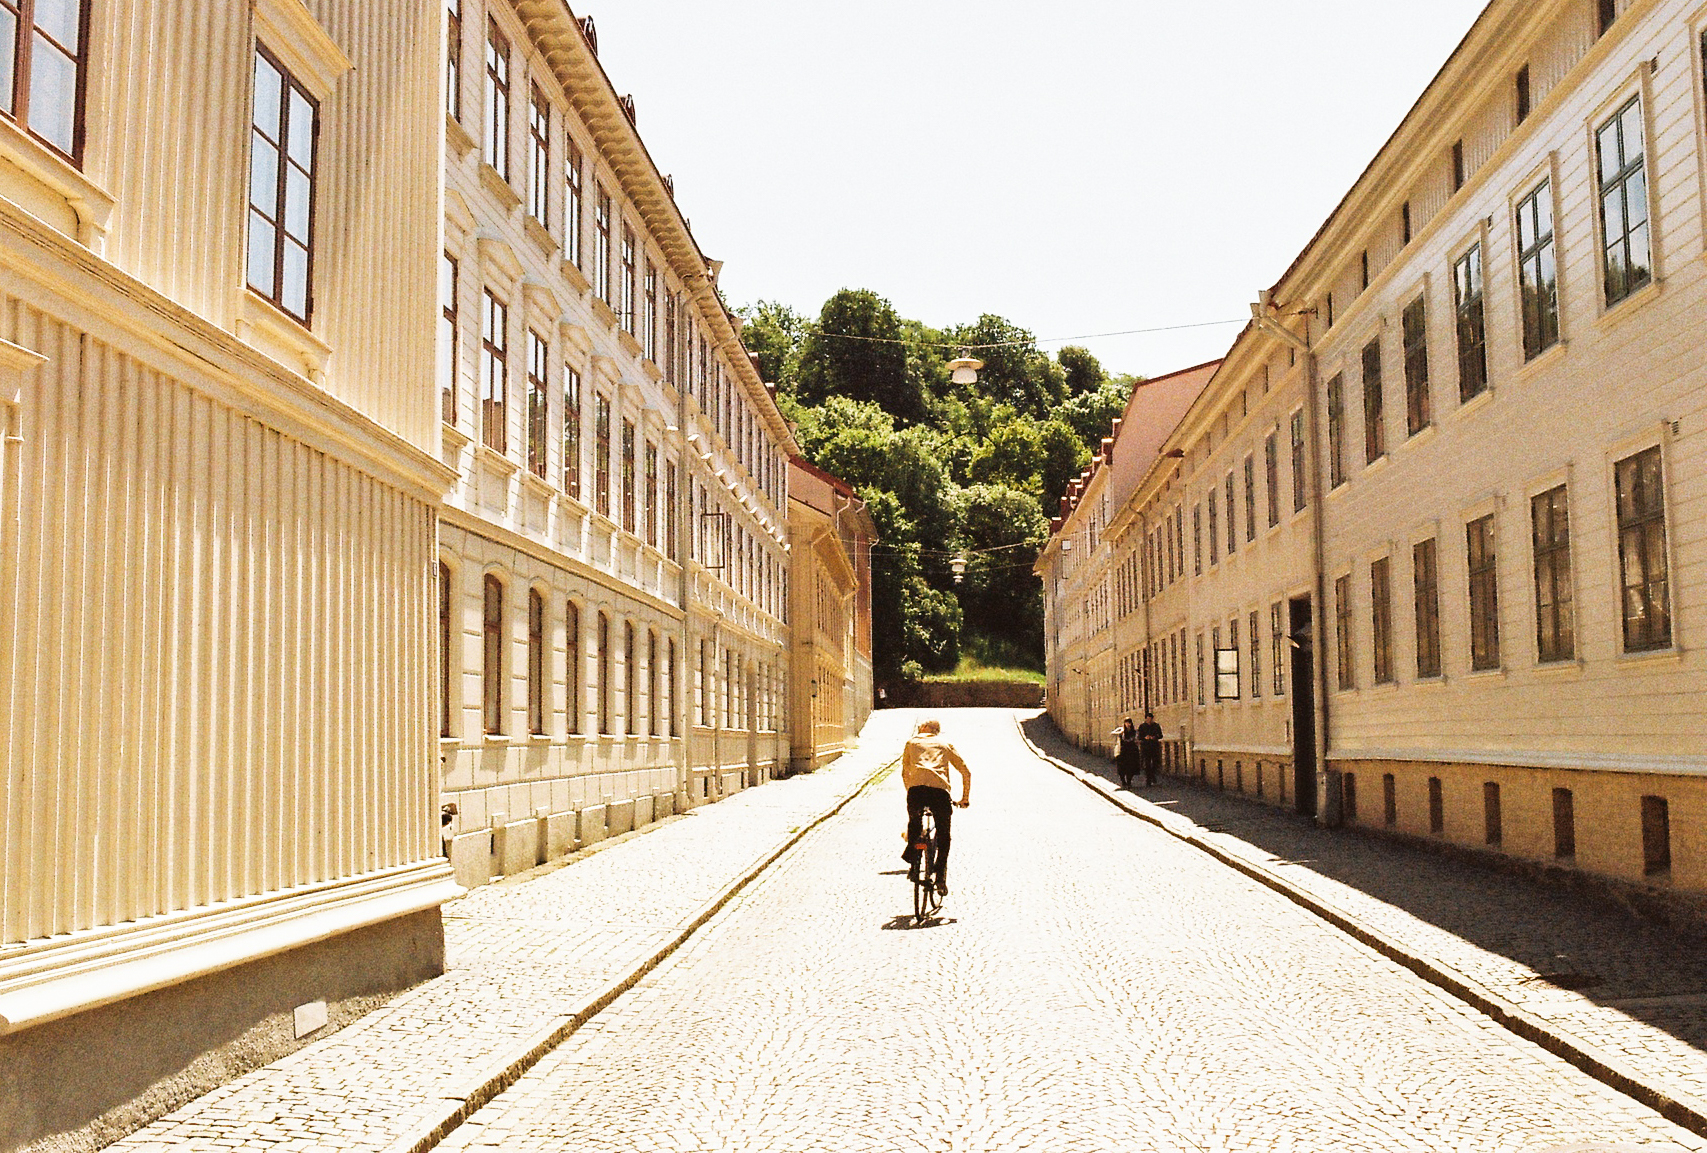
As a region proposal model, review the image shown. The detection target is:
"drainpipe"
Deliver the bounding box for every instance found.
[1251,294,1337,826]
[674,376,693,813]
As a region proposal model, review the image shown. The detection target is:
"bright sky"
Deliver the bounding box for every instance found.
[588,1,1491,380]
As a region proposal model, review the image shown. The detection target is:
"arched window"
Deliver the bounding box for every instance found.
[597,611,611,735]
[440,562,454,737]
[566,600,581,734]
[648,629,659,736]
[624,620,637,735]
[483,575,504,734]
[527,588,546,735]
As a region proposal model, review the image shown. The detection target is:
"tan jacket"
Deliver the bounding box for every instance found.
[902,733,970,796]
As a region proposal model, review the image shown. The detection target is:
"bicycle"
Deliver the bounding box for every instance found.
[908,807,944,924]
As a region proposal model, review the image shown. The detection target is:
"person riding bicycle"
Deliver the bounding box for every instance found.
[901,719,971,896]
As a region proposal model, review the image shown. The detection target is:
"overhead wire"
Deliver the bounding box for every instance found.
[790,317,1247,353]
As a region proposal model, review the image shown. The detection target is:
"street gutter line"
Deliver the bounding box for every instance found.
[378,753,904,1153]
[1014,714,1707,1142]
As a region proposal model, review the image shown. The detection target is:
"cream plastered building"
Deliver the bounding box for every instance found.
[0,0,457,1147]
[436,2,797,887]
[787,457,876,773]
[1044,0,1707,898]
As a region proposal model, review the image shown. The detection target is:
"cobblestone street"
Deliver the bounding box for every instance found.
[430,709,1703,1153]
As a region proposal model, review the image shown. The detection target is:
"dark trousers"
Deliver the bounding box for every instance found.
[1141,746,1161,785]
[904,785,954,874]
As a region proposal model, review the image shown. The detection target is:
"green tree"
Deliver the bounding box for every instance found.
[1036,418,1090,515]
[737,300,807,387]
[1056,345,1106,397]
[951,483,1047,666]
[965,408,1041,494]
[943,315,1066,420]
[796,289,926,423]
[1058,377,1134,454]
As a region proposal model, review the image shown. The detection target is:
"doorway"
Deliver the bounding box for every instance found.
[1289,596,1316,816]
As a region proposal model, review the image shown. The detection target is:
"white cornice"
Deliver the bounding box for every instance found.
[250,0,352,102]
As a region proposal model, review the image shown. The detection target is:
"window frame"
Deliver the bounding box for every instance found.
[1466,513,1502,671]
[1613,443,1672,653]
[527,82,550,224]
[1594,93,1653,309]
[562,364,582,498]
[482,574,505,735]
[483,18,510,180]
[1,0,91,163]
[527,588,546,735]
[1414,537,1442,679]
[1335,572,1355,691]
[1515,178,1561,361]
[1371,555,1394,685]
[1531,483,1576,663]
[1401,294,1431,436]
[247,45,320,325]
[480,289,508,453]
[440,252,459,426]
[1362,337,1385,464]
[1453,242,1488,403]
[445,0,461,121]
[1326,373,1346,489]
[564,137,583,267]
[526,329,548,478]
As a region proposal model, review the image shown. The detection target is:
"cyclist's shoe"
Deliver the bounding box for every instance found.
[935,866,948,896]
[901,844,920,865]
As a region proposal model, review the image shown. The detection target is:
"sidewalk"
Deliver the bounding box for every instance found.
[1020,711,1707,1139]
[111,712,919,1153]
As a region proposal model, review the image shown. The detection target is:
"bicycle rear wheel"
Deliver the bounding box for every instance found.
[913,809,942,922]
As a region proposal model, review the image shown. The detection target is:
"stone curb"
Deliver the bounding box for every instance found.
[376,753,902,1153]
[1014,716,1707,1141]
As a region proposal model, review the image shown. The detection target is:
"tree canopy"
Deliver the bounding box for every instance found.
[744,290,1143,684]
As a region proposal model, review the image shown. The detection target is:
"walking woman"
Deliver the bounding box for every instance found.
[1114,718,1140,789]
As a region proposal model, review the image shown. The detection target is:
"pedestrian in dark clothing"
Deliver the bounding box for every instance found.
[1137,712,1164,787]
[1114,719,1141,788]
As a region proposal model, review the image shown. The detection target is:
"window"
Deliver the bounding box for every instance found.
[1484,782,1502,845]
[667,638,678,737]
[1215,621,1240,701]
[620,225,637,333]
[482,575,504,734]
[1362,339,1385,463]
[1383,774,1397,827]
[1290,410,1307,513]
[527,84,549,222]
[597,612,611,735]
[1224,472,1237,556]
[1264,434,1279,528]
[445,0,462,120]
[1271,602,1285,696]
[1195,634,1205,706]
[526,331,548,478]
[1453,244,1487,401]
[527,589,545,735]
[562,366,582,498]
[645,440,659,548]
[697,639,707,727]
[1326,374,1346,489]
[1515,64,1531,124]
[1553,787,1574,858]
[643,260,658,362]
[1451,138,1465,191]
[1414,538,1441,678]
[440,253,458,426]
[1401,200,1412,245]
[1193,504,1202,575]
[620,418,636,533]
[1343,773,1358,823]
[247,49,319,323]
[566,600,580,734]
[484,20,509,179]
[1428,777,1444,834]
[594,185,612,301]
[665,464,678,561]
[1596,97,1651,307]
[1516,182,1559,359]
[1,0,88,160]
[1250,610,1261,699]
[565,139,583,267]
[1335,573,1354,691]
[1598,0,1617,37]
[1615,445,1670,651]
[593,394,611,517]
[1371,557,1393,685]
[1360,249,1370,293]
[1402,296,1430,436]
[1532,485,1574,662]
[1207,491,1219,565]
[480,290,507,452]
[648,629,659,736]
[1642,796,1671,875]
[1467,514,1501,670]
[439,562,454,737]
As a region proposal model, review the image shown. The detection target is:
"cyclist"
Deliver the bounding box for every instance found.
[900,719,971,895]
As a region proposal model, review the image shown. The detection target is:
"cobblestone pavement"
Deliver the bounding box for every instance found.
[434,708,1703,1153]
[1022,712,1707,1131]
[109,711,920,1153]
